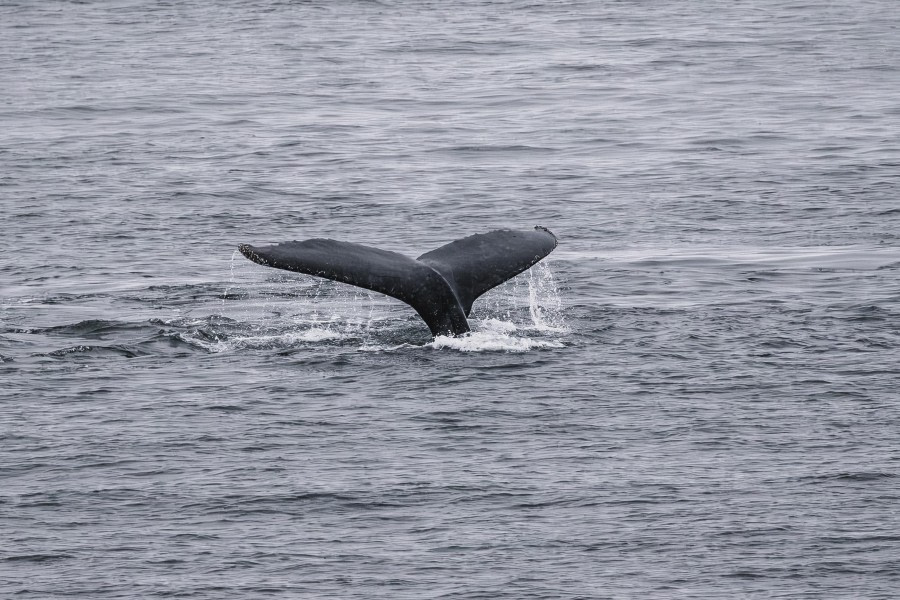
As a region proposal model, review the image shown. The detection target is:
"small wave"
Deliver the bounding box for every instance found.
[4,554,73,563]
[795,471,895,484]
[427,144,557,154]
[18,319,126,336]
[44,344,145,359]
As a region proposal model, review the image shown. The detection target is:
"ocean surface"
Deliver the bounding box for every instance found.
[3,1,900,597]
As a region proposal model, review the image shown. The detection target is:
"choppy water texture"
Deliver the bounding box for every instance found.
[3,1,900,598]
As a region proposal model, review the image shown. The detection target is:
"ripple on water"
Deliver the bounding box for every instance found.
[3,0,900,598]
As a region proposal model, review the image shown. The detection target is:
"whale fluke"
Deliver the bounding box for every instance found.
[239,227,558,337]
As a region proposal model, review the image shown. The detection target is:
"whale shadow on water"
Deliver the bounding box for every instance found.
[239,227,558,338]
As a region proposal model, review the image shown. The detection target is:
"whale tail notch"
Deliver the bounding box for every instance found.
[238,226,558,337]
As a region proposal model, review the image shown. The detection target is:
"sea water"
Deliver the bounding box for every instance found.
[2,1,900,597]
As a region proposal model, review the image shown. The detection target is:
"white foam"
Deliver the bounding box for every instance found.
[287,327,346,343]
[357,342,415,353]
[477,318,518,334]
[428,330,564,353]
[428,318,564,352]
[178,327,348,353]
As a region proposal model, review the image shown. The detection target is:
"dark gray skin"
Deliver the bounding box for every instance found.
[239,226,558,337]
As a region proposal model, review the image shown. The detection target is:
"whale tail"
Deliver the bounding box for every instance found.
[238,227,558,337]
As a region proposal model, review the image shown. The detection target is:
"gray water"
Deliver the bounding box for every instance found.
[3,1,900,598]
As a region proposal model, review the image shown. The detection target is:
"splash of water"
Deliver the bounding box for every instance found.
[175,323,350,354]
[217,258,568,352]
[526,261,568,332]
[223,249,239,304]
